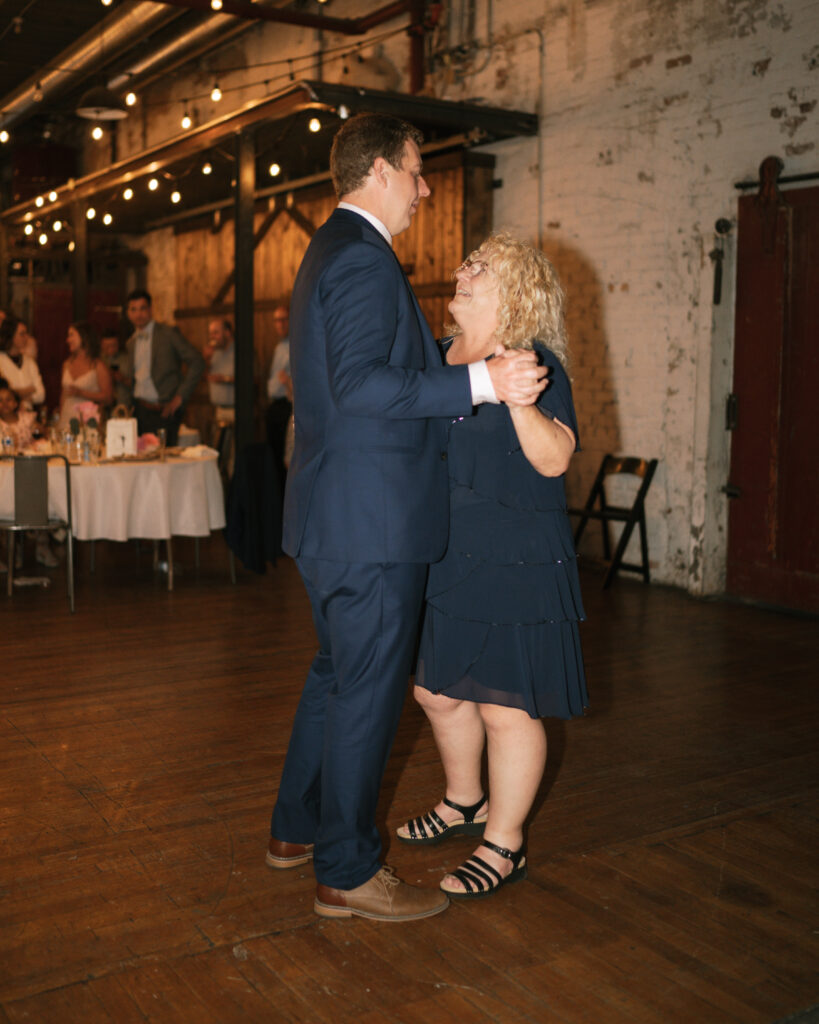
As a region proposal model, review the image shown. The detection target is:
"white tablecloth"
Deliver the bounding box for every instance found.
[0,455,226,542]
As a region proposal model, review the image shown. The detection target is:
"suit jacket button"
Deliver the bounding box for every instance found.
[440,451,447,460]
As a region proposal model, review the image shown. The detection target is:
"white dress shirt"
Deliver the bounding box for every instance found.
[132,321,159,402]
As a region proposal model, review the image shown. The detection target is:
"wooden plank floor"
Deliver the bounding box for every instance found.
[1,537,817,1023]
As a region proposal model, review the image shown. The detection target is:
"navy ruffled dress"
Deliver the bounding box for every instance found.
[416,342,588,720]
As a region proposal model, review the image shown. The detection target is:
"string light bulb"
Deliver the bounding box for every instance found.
[24,223,33,236]
[171,191,181,204]
[308,117,321,133]
[0,130,9,144]
[181,109,192,130]
[53,220,62,231]
[103,213,113,225]
[211,82,222,102]
[92,125,104,140]
[68,241,75,252]
[39,233,48,246]
[86,207,96,220]
[338,104,350,120]
[35,195,44,207]
[101,0,113,6]
[202,162,213,175]
[48,190,58,202]
[125,92,137,107]
[148,178,159,191]
[269,162,281,177]
[211,0,223,9]
[123,187,134,200]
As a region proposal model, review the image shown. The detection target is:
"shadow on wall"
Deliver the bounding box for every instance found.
[545,237,622,564]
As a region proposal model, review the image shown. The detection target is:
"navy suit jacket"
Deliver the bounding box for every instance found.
[282,208,473,564]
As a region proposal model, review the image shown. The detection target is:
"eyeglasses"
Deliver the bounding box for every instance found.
[456,256,490,278]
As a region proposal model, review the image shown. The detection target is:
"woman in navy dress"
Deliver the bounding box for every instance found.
[397,233,588,898]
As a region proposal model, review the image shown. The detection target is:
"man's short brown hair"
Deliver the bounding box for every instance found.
[330,113,423,198]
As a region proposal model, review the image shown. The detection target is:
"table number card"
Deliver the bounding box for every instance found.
[106,418,138,458]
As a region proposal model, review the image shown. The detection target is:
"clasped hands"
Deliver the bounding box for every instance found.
[486,345,548,406]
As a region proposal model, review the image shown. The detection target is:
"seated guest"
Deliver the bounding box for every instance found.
[203,317,235,438]
[0,316,45,411]
[58,322,113,430]
[0,383,36,448]
[125,289,204,447]
[100,329,132,411]
[265,305,291,482]
[0,383,57,567]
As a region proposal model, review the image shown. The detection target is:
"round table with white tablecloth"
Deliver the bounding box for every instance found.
[0,453,226,542]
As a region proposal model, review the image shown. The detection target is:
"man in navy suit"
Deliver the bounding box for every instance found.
[267,114,547,921]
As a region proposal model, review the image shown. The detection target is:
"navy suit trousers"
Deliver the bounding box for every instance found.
[271,557,426,889]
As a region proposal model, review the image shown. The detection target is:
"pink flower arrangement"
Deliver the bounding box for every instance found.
[75,401,100,424]
[137,432,160,452]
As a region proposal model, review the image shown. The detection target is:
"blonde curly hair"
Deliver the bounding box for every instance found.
[450,232,569,368]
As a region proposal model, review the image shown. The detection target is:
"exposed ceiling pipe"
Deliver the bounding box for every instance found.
[0,3,182,132]
[105,0,293,92]
[142,0,413,36]
[0,0,298,133]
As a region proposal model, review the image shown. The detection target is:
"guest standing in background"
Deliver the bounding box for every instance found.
[124,289,204,446]
[58,322,113,430]
[265,305,291,484]
[0,316,45,411]
[100,329,132,412]
[203,317,235,441]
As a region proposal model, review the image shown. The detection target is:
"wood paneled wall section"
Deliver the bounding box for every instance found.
[172,150,495,438]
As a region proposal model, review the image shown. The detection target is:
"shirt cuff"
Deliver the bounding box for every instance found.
[468,359,499,405]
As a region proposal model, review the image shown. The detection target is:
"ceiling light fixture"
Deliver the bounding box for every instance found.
[77,85,128,120]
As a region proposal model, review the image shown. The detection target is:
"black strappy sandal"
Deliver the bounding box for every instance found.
[396,795,488,845]
[440,838,527,897]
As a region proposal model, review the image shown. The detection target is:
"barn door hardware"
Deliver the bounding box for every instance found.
[709,217,733,305]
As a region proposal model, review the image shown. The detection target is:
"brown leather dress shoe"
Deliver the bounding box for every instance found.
[265,837,315,869]
[314,865,449,921]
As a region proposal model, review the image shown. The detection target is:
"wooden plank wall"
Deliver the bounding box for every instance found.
[171,151,495,440]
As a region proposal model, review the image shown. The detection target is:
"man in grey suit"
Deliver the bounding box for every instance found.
[125,289,204,445]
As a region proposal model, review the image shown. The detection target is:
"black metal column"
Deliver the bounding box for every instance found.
[234,129,256,457]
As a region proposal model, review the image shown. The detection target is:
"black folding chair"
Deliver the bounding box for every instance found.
[569,454,658,588]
